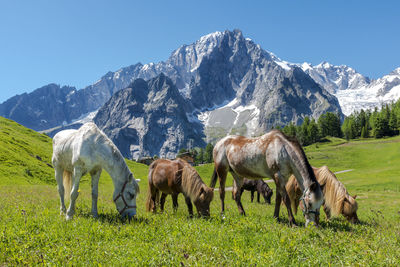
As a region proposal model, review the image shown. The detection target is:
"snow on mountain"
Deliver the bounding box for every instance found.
[335,68,400,115]
[300,61,371,94]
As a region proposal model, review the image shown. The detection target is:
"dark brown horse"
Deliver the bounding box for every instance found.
[146,158,214,217]
[210,130,324,226]
[240,178,273,204]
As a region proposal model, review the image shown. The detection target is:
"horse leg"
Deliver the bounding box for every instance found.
[274,190,282,221]
[172,193,179,212]
[184,196,193,217]
[55,166,66,215]
[232,173,246,216]
[281,187,297,226]
[257,191,261,203]
[66,166,83,220]
[90,169,101,218]
[150,188,159,213]
[160,193,167,213]
[323,203,331,221]
[217,168,227,216]
[251,190,255,203]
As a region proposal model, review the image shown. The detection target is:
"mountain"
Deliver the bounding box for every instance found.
[93,74,205,159]
[1,30,346,157]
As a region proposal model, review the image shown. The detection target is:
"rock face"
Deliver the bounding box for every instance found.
[94,74,205,159]
[0,84,81,131]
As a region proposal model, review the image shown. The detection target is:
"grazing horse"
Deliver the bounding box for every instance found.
[146,159,214,217]
[240,178,273,204]
[210,130,324,226]
[286,166,359,224]
[52,122,140,220]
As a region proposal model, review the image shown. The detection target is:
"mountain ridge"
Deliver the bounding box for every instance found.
[1,29,399,157]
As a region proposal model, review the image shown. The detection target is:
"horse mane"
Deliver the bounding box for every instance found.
[314,166,352,216]
[181,165,210,202]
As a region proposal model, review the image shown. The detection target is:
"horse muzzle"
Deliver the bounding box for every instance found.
[121,209,136,220]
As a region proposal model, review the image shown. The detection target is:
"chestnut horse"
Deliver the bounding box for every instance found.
[210,130,324,226]
[146,159,214,217]
[286,166,359,224]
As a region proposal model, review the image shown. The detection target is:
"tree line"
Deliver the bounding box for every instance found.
[279,99,400,146]
[342,100,400,139]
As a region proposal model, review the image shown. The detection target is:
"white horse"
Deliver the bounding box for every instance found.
[52,122,139,220]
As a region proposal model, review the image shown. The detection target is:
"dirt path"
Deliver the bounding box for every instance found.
[334,169,354,174]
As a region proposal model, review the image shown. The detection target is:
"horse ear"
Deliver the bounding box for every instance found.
[128,173,133,182]
[353,195,357,199]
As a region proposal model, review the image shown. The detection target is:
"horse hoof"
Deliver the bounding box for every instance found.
[66,215,73,221]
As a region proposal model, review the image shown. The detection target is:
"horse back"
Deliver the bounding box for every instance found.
[222,135,274,179]
[148,159,185,194]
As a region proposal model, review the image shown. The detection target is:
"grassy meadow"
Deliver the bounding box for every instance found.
[1,117,400,265]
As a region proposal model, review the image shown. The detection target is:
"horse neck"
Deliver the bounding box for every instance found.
[99,145,130,190]
[285,142,315,192]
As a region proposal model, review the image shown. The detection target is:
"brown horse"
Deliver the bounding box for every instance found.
[286,166,360,224]
[146,158,214,217]
[240,178,273,204]
[210,130,324,226]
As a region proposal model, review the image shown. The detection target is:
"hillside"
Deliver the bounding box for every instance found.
[0,116,149,186]
[0,117,54,185]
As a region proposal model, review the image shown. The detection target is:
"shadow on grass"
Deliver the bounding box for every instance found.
[79,211,151,225]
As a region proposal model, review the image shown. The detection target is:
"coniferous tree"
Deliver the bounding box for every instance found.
[308,118,320,144]
[361,126,368,138]
[196,148,204,164]
[283,122,297,138]
[318,112,342,138]
[204,143,214,163]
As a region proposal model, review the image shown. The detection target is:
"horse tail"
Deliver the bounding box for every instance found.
[209,167,218,188]
[63,170,72,199]
[146,162,156,212]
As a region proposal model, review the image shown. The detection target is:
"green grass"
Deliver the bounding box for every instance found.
[1,117,400,265]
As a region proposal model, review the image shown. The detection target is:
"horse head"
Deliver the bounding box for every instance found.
[301,182,324,227]
[194,185,214,217]
[261,183,273,205]
[342,195,359,224]
[114,173,140,219]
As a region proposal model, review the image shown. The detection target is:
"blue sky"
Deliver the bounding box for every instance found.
[1,0,399,102]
